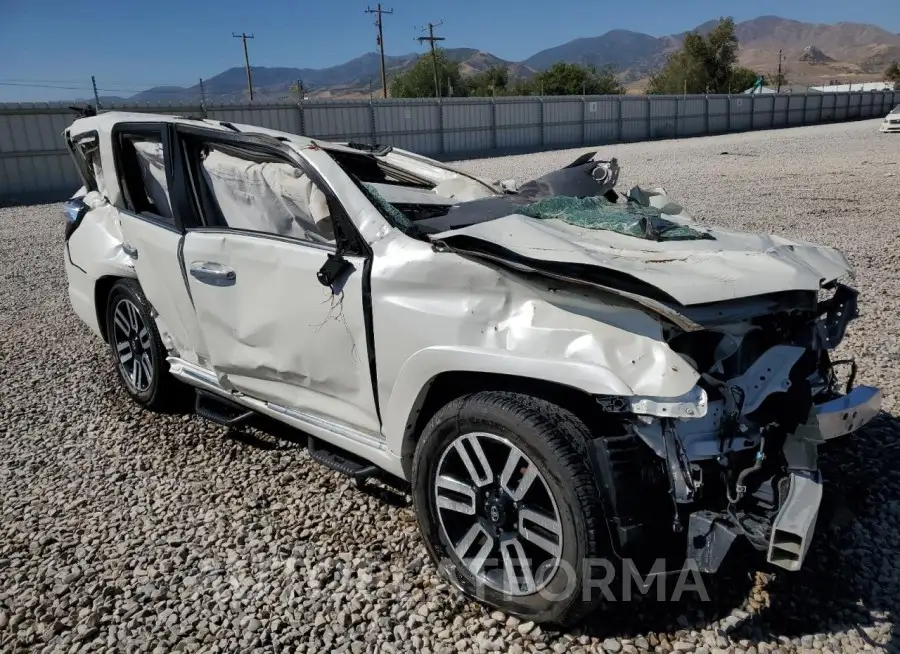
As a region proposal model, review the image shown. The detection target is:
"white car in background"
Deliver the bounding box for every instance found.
[63,111,881,625]
[881,105,900,132]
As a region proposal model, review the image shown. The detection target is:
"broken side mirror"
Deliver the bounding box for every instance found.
[317,253,355,290]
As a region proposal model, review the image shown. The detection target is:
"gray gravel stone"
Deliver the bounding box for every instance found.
[1,119,898,653]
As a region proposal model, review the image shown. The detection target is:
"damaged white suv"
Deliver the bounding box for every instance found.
[63,111,881,625]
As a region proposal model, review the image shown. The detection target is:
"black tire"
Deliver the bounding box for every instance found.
[104,278,183,411]
[412,391,607,626]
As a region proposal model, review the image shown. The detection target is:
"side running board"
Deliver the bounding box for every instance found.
[194,389,255,427]
[307,437,378,487]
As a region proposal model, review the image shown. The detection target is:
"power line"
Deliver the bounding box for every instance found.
[0,82,93,91]
[417,20,445,99]
[365,4,393,99]
[0,81,208,95]
[0,77,203,88]
[232,32,255,100]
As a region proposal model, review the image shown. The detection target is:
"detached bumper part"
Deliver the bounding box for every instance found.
[766,385,880,571]
[767,471,822,571]
[811,385,882,440]
[686,511,740,573]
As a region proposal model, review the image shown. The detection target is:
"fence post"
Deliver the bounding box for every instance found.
[819,93,824,123]
[704,95,710,134]
[438,98,445,155]
[491,97,497,151]
[726,94,732,131]
[539,96,545,148]
[801,93,808,125]
[369,100,377,145]
[646,95,651,139]
[581,96,587,146]
[750,93,755,130]
[297,98,306,136]
[675,97,681,138]
[616,96,623,142]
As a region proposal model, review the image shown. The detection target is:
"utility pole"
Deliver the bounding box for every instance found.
[365,4,393,98]
[91,76,101,109]
[199,78,207,115]
[232,32,255,100]
[417,21,445,99]
[776,49,784,93]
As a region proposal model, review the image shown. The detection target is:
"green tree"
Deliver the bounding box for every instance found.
[649,17,760,94]
[390,50,465,98]
[730,67,761,92]
[886,61,900,91]
[465,66,509,96]
[531,62,624,96]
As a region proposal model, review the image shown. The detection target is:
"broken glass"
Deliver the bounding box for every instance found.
[362,182,414,230]
[515,195,712,241]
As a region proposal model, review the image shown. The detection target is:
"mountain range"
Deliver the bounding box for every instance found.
[123,16,900,103]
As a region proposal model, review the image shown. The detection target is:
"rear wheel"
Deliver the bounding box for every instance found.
[105,279,182,411]
[412,391,608,626]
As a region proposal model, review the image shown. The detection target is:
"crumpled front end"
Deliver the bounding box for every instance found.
[590,282,882,574]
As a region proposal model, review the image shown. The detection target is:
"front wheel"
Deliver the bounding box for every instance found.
[105,278,182,411]
[412,391,608,626]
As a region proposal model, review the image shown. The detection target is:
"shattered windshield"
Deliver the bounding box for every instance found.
[515,195,711,241]
[358,153,713,242]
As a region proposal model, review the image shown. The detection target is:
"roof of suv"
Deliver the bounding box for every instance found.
[67,111,318,147]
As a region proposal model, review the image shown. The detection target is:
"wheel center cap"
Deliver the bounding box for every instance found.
[483,491,515,529]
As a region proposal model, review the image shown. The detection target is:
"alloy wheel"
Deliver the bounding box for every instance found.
[112,298,153,393]
[434,432,563,596]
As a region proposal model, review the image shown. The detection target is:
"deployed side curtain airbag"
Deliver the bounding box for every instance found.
[200,148,335,243]
[132,140,173,219]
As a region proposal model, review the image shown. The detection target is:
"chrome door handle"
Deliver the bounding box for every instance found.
[122,242,138,259]
[189,262,236,286]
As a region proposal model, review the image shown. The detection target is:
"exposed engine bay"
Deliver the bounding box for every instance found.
[592,281,880,573]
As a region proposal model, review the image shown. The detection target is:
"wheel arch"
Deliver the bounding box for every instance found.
[384,347,631,478]
[94,275,123,342]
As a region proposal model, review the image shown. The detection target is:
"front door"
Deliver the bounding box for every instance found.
[181,230,380,434]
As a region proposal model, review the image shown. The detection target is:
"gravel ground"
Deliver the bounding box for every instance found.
[1,118,899,653]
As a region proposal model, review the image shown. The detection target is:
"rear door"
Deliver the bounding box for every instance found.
[176,127,380,434]
[110,123,209,365]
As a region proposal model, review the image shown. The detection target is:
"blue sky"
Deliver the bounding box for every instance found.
[1,0,898,102]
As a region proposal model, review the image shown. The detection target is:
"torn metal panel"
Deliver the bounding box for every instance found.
[371,232,702,452]
[66,194,134,279]
[727,345,806,414]
[431,189,853,306]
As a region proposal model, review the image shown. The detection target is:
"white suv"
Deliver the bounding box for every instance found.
[63,111,881,625]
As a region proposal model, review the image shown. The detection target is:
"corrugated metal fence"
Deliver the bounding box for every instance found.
[1,90,896,201]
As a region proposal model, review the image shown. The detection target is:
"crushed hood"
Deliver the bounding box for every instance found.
[432,189,852,306]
